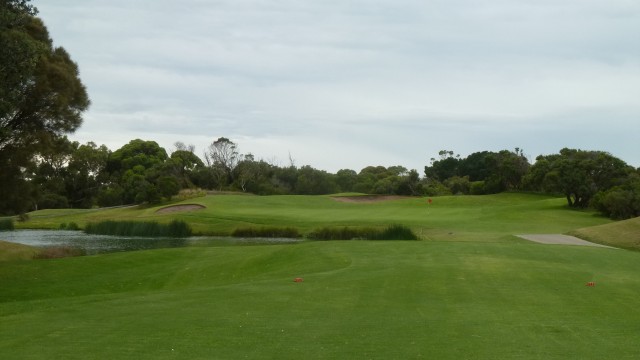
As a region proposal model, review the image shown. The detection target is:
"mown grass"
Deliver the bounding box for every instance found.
[84,220,192,237]
[16,193,613,240]
[1,241,639,359]
[1,194,637,359]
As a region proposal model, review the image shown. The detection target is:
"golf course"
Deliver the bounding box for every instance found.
[2,192,640,359]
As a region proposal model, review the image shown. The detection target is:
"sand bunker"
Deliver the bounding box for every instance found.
[155,204,206,214]
[331,195,411,203]
[516,234,615,248]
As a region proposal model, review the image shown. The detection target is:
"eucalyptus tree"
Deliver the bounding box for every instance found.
[0,0,89,214]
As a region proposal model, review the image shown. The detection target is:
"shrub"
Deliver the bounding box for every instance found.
[231,227,300,238]
[470,181,486,195]
[307,225,418,241]
[59,222,81,230]
[84,220,192,237]
[379,224,419,240]
[0,218,14,231]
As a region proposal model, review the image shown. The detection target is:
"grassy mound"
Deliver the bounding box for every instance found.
[571,216,640,250]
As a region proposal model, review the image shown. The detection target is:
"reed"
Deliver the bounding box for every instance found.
[84,220,192,237]
[307,224,417,240]
[231,227,301,238]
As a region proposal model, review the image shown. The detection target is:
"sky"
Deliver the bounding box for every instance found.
[36,0,640,172]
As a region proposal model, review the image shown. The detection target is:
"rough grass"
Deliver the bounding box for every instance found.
[571,216,640,250]
[33,246,86,259]
[0,240,38,262]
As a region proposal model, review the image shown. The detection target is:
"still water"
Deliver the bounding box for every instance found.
[0,230,301,255]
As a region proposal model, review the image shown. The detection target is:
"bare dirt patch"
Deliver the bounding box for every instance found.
[331,195,412,203]
[155,204,206,214]
[516,234,616,248]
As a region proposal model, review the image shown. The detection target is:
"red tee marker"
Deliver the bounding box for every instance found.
[586,282,595,287]
[294,277,303,283]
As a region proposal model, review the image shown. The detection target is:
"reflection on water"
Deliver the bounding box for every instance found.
[0,230,301,255]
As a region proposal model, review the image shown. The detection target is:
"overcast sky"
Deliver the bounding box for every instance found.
[37,0,639,172]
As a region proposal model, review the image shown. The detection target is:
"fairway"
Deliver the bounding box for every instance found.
[2,241,640,359]
[2,193,639,359]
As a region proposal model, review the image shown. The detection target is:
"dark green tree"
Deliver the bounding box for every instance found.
[1,2,89,214]
[525,148,632,208]
[167,148,204,188]
[424,150,460,181]
[591,170,640,219]
[103,140,170,204]
[335,169,358,192]
[205,137,239,186]
[65,141,110,208]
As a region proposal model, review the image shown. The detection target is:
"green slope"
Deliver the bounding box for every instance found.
[571,216,640,250]
[18,193,612,239]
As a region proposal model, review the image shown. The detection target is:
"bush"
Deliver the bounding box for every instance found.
[470,181,486,195]
[379,224,419,240]
[39,193,69,209]
[84,220,192,237]
[231,227,300,238]
[59,222,80,230]
[0,218,14,231]
[592,188,640,220]
[307,225,418,241]
[592,174,640,220]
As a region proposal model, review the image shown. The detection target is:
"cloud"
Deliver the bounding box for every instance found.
[38,0,640,171]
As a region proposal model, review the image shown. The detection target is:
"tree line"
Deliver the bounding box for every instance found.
[3,134,639,220]
[2,1,639,219]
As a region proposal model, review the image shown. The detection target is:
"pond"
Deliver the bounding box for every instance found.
[0,230,301,255]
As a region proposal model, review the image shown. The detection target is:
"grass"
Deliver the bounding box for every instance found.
[16,193,613,239]
[571,216,640,251]
[1,241,640,359]
[0,241,38,261]
[84,220,192,237]
[3,193,639,359]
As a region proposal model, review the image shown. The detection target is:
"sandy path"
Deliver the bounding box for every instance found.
[516,234,616,248]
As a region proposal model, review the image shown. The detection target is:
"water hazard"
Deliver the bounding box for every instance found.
[0,230,301,255]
